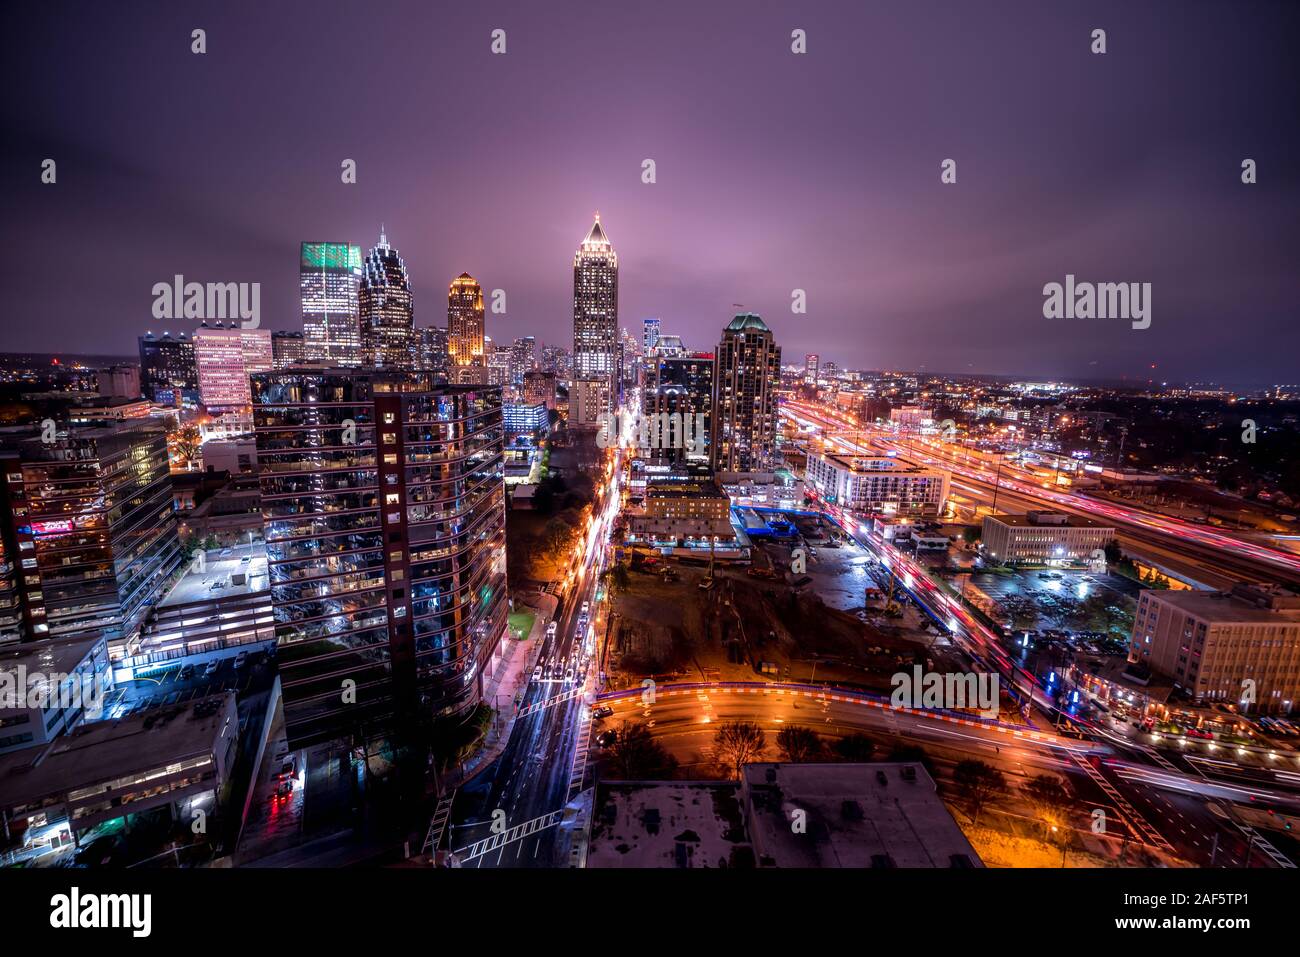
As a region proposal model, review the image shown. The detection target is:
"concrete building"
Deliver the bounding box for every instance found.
[570,377,609,430]
[0,635,111,754]
[806,451,949,518]
[741,763,982,867]
[0,693,238,848]
[981,511,1114,565]
[1129,583,1300,712]
[626,480,736,548]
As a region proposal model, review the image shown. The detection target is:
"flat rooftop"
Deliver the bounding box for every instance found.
[817,452,936,475]
[0,693,235,808]
[587,782,754,868]
[986,512,1112,530]
[161,541,269,607]
[743,762,982,868]
[0,635,104,682]
[1143,588,1300,625]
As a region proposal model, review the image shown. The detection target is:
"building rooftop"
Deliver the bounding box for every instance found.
[742,762,982,868]
[587,781,754,868]
[725,313,769,333]
[0,693,235,809]
[985,511,1113,530]
[1143,584,1300,623]
[0,635,104,684]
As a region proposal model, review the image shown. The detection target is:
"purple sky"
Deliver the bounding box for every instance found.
[5,0,1298,383]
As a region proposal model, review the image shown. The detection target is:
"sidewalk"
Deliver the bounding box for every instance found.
[448,592,558,786]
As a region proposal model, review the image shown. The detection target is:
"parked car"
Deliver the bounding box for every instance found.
[233,652,248,669]
[592,705,614,720]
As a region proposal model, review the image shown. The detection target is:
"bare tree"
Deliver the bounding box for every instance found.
[775,725,823,763]
[713,720,767,780]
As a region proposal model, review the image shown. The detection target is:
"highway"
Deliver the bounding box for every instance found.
[782,400,1300,590]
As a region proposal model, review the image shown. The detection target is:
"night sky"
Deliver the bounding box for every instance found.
[5,0,1298,384]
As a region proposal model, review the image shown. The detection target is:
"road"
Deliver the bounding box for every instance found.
[782,400,1300,590]
[446,429,630,868]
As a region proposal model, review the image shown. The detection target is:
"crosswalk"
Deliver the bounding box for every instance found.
[567,717,594,801]
[1233,819,1296,868]
[518,686,585,718]
[1068,752,1172,850]
[422,788,457,856]
[454,810,565,863]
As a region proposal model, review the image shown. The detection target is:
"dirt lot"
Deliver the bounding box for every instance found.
[605,555,929,693]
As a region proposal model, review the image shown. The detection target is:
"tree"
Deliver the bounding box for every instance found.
[606,722,678,779]
[962,525,982,544]
[604,563,631,598]
[542,517,574,559]
[712,721,767,780]
[952,760,1008,826]
[775,726,823,763]
[168,424,202,472]
[1022,775,1073,836]
[1103,539,1123,565]
[832,733,876,762]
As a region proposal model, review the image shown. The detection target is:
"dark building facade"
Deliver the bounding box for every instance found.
[0,421,182,645]
[138,331,198,405]
[712,314,781,473]
[645,352,715,465]
[271,330,306,369]
[252,370,507,746]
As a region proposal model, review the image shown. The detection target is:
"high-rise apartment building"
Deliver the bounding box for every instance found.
[252,371,507,746]
[572,213,618,393]
[0,421,181,645]
[643,318,661,356]
[804,353,820,384]
[359,230,415,370]
[712,313,781,473]
[510,336,536,386]
[138,331,198,405]
[300,242,363,366]
[416,325,450,379]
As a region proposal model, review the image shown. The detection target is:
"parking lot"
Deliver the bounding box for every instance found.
[107,649,273,719]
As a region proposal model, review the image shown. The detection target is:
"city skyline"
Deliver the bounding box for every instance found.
[6,1,1299,384]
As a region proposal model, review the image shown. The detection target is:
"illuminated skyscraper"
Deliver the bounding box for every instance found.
[572,213,618,392]
[804,353,820,384]
[193,321,272,412]
[712,313,781,473]
[359,229,415,370]
[643,317,661,355]
[447,273,486,383]
[300,242,363,366]
[138,331,197,405]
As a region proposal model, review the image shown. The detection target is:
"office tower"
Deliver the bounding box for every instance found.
[804,353,820,384]
[0,421,181,644]
[646,352,715,463]
[417,325,450,379]
[653,334,685,358]
[572,212,618,392]
[251,371,507,746]
[138,331,197,405]
[447,273,487,383]
[1129,584,1300,712]
[712,313,781,473]
[510,336,536,386]
[0,537,23,645]
[300,242,363,366]
[98,365,140,400]
[193,321,272,412]
[523,370,557,410]
[643,318,661,355]
[271,330,306,369]
[359,230,415,370]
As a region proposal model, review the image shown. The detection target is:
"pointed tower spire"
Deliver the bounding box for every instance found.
[379,223,388,248]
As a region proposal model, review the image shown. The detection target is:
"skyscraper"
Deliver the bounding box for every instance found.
[138,331,198,405]
[647,352,715,463]
[416,325,450,379]
[252,371,507,746]
[271,330,306,369]
[712,313,781,473]
[643,317,661,355]
[359,229,415,370]
[193,321,272,412]
[300,242,363,366]
[572,213,618,392]
[804,353,820,384]
[447,273,486,383]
